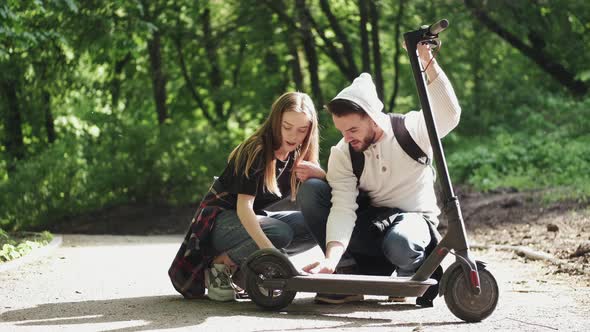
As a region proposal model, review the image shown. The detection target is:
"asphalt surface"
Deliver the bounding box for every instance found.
[1,234,589,331]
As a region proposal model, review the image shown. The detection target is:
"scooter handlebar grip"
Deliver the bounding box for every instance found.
[428,19,449,35]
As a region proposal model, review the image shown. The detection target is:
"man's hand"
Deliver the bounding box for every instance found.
[294,160,326,182]
[403,40,435,66]
[416,42,435,68]
[303,241,345,274]
[403,40,440,82]
[302,258,337,274]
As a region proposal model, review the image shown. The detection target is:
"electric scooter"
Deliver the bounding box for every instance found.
[243,19,499,322]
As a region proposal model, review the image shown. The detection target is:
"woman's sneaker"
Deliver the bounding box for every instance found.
[205,264,235,302]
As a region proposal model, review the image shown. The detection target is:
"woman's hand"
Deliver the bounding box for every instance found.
[294,161,326,182]
[237,194,276,250]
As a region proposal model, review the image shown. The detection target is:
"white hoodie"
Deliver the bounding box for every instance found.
[325,71,461,248]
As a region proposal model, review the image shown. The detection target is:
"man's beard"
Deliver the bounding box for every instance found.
[351,128,377,152]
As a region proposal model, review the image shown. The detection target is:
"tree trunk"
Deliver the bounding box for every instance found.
[318,0,359,77]
[226,40,247,118]
[471,20,485,130]
[296,0,323,107]
[287,34,304,91]
[388,0,405,112]
[464,0,588,96]
[173,36,215,124]
[280,0,303,91]
[265,0,304,90]
[147,30,168,124]
[201,6,225,120]
[368,0,383,99]
[110,52,131,109]
[1,78,25,171]
[358,0,371,73]
[265,0,357,81]
[42,90,56,143]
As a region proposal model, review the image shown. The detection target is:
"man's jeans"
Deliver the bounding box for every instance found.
[297,178,433,277]
[210,209,316,266]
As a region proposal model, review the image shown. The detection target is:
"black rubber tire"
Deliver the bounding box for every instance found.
[444,266,499,322]
[245,254,296,310]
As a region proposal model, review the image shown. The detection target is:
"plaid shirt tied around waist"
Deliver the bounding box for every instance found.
[168,181,232,298]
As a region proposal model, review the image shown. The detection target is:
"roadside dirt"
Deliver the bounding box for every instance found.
[453,187,590,286]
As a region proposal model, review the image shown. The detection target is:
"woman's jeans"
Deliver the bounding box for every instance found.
[297,178,434,277]
[210,208,316,266]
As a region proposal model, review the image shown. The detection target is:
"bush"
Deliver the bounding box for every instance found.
[0,229,53,262]
[447,95,590,200]
[0,121,234,231]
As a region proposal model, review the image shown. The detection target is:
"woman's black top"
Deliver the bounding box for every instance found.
[216,152,294,213]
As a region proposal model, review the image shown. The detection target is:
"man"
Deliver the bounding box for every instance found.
[296,43,461,306]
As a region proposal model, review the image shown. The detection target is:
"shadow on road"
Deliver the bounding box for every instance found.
[1,295,465,331]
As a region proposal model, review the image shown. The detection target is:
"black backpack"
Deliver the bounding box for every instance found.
[350,113,430,184]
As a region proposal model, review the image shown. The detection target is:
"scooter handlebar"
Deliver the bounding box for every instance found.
[428,19,449,35]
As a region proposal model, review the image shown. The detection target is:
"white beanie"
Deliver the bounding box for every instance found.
[332,72,389,131]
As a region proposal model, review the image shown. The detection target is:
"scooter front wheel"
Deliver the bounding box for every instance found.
[444,266,499,322]
[245,254,296,310]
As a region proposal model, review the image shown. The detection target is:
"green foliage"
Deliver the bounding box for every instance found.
[447,95,590,199]
[0,229,52,262]
[0,119,234,231]
[1,1,590,232]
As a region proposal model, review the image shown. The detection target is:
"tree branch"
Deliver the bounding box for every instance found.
[172,35,215,124]
[264,0,355,81]
[464,0,588,96]
[318,0,359,76]
[225,40,246,118]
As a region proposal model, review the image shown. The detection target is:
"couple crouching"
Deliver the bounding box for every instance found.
[168,44,460,307]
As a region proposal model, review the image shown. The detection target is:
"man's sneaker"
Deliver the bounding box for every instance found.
[416,265,444,307]
[205,263,235,302]
[314,293,364,304]
[312,264,363,305]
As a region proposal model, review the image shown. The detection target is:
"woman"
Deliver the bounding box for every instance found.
[168,92,325,301]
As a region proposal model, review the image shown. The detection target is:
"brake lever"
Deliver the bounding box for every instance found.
[420,38,441,49]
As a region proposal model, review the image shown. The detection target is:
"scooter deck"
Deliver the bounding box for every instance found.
[262,274,437,297]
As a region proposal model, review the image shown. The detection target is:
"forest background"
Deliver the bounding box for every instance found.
[1,0,589,234]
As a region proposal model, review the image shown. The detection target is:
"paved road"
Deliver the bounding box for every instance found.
[1,235,589,332]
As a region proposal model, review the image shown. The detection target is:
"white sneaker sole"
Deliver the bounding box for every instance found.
[205,266,236,302]
[207,287,236,302]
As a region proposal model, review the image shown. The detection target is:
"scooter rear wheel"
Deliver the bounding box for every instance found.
[246,254,296,310]
[444,266,499,322]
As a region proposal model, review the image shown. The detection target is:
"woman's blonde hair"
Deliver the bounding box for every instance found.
[228,92,319,199]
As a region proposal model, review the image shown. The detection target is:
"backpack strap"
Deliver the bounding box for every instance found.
[349,113,430,185]
[389,113,430,166]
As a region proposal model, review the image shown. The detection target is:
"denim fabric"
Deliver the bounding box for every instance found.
[297,178,433,276]
[210,208,315,265]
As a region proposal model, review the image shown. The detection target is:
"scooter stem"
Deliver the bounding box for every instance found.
[403,21,480,293]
